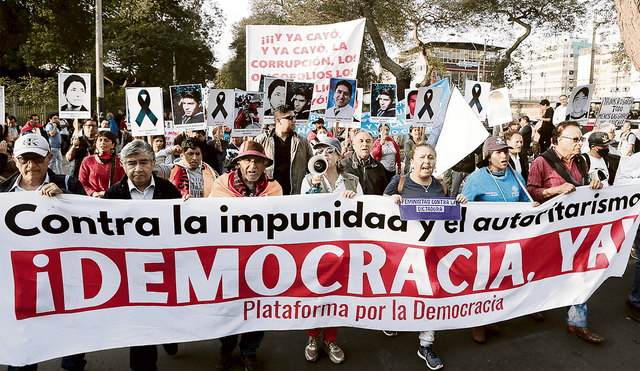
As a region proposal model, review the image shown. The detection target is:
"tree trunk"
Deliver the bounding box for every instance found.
[361,8,412,100]
[615,0,640,73]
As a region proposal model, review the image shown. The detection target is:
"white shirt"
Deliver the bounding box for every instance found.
[325,105,354,119]
[553,105,567,125]
[10,173,50,192]
[509,153,522,175]
[587,154,609,186]
[127,176,156,200]
[300,174,363,195]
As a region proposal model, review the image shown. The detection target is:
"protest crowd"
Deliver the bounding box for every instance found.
[2,87,640,371]
[3,22,640,367]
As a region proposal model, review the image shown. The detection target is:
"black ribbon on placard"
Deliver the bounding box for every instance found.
[135,89,158,126]
[417,89,434,119]
[211,91,228,119]
[468,83,483,113]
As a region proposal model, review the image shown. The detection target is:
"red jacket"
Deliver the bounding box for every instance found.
[371,137,401,172]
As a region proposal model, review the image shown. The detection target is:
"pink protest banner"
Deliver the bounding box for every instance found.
[246,19,365,111]
[0,185,638,365]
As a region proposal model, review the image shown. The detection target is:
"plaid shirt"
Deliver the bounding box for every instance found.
[526,147,585,203]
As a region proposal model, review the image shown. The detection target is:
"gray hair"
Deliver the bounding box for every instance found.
[410,143,437,160]
[120,139,155,165]
[352,129,373,141]
[106,112,114,120]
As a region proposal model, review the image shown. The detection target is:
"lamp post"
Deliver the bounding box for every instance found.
[449,33,480,81]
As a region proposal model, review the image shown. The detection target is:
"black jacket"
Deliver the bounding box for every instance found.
[508,153,529,183]
[342,155,387,195]
[0,168,86,195]
[581,152,620,186]
[103,173,181,200]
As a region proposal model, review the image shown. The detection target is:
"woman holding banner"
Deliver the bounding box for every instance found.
[461,136,538,344]
[301,137,360,364]
[385,143,467,371]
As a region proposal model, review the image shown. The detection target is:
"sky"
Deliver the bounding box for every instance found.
[214,0,250,67]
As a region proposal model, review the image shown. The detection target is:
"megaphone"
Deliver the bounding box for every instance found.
[308,155,328,176]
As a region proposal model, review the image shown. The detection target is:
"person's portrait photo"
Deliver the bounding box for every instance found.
[171,85,204,126]
[487,88,512,127]
[405,89,418,120]
[325,78,356,121]
[287,82,313,121]
[371,84,397,118]
[59,74,90,117]
[234,92,263,130]
[566,86,593,121]
[264,78,287,117]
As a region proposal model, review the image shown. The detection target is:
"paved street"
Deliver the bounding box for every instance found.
[28,257,640,371]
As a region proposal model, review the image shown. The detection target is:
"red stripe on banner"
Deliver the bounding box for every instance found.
[12,217,634,320]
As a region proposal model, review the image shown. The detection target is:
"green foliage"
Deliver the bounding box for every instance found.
[0,0,225,101]
[0,75,57,105]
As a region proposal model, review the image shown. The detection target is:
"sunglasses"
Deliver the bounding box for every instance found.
[560,136,585,143]
[16,155,47,164]
[316,147,337,155]
[280,115,296,121]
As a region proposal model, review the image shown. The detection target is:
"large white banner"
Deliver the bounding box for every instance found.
[246,19,365,111]
[0,185,638,365]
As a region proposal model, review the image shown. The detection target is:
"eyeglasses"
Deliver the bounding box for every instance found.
[16,155,46,164]
[316,147,337,155]
[560,136,585,143]
[280,115,296,121]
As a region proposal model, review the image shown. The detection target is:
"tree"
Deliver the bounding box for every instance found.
[453,0,588,87]
[614,0,640,73]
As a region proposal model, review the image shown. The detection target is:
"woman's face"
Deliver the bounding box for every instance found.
[96,136,114,155]
[410,146,436,180]
[379,125,389,138]
[316,145,341,169]
[152,138,165,152]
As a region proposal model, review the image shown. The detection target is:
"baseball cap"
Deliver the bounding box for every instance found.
[588,132,614,147]
[14,134,50,157]
[313,137,342,154]
[477,136,512,168]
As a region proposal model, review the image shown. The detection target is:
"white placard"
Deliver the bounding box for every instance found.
[58,73,91,119]
[126,87,164,136]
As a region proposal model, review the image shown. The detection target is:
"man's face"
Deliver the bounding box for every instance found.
[15,153,52,185]
[276,111,296,134]
[507,134,523,154]
[292,94,308,113]
[334,85,351,108]
[183,147,203,170]
[378,94,391,110]
[30,116,40,125]
[238,156,266,183]
[152,138,165,152]
[408,94,417,115]
[232,136,243,146]
[7,119,16,127]
[353,132,373,160]
[124,153,154,189]
[181,98,201,117]
[84,120,98,138]
[65,81,85,107]
[100,120,110,128]
[187,131,206,141]
[623,123,631,133]
[557,126,584,157]
[519,118,528,126]
[51,116,59,124]
[489,149,509,172]
[560,96,568,107]
[572,92,588,112]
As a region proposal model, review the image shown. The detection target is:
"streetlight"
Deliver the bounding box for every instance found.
[449,33,480,81]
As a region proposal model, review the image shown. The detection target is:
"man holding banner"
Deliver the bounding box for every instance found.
[527,121,604,343]
[104,140,182,370]
[0,134,87,371]
[210,141,282,371]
